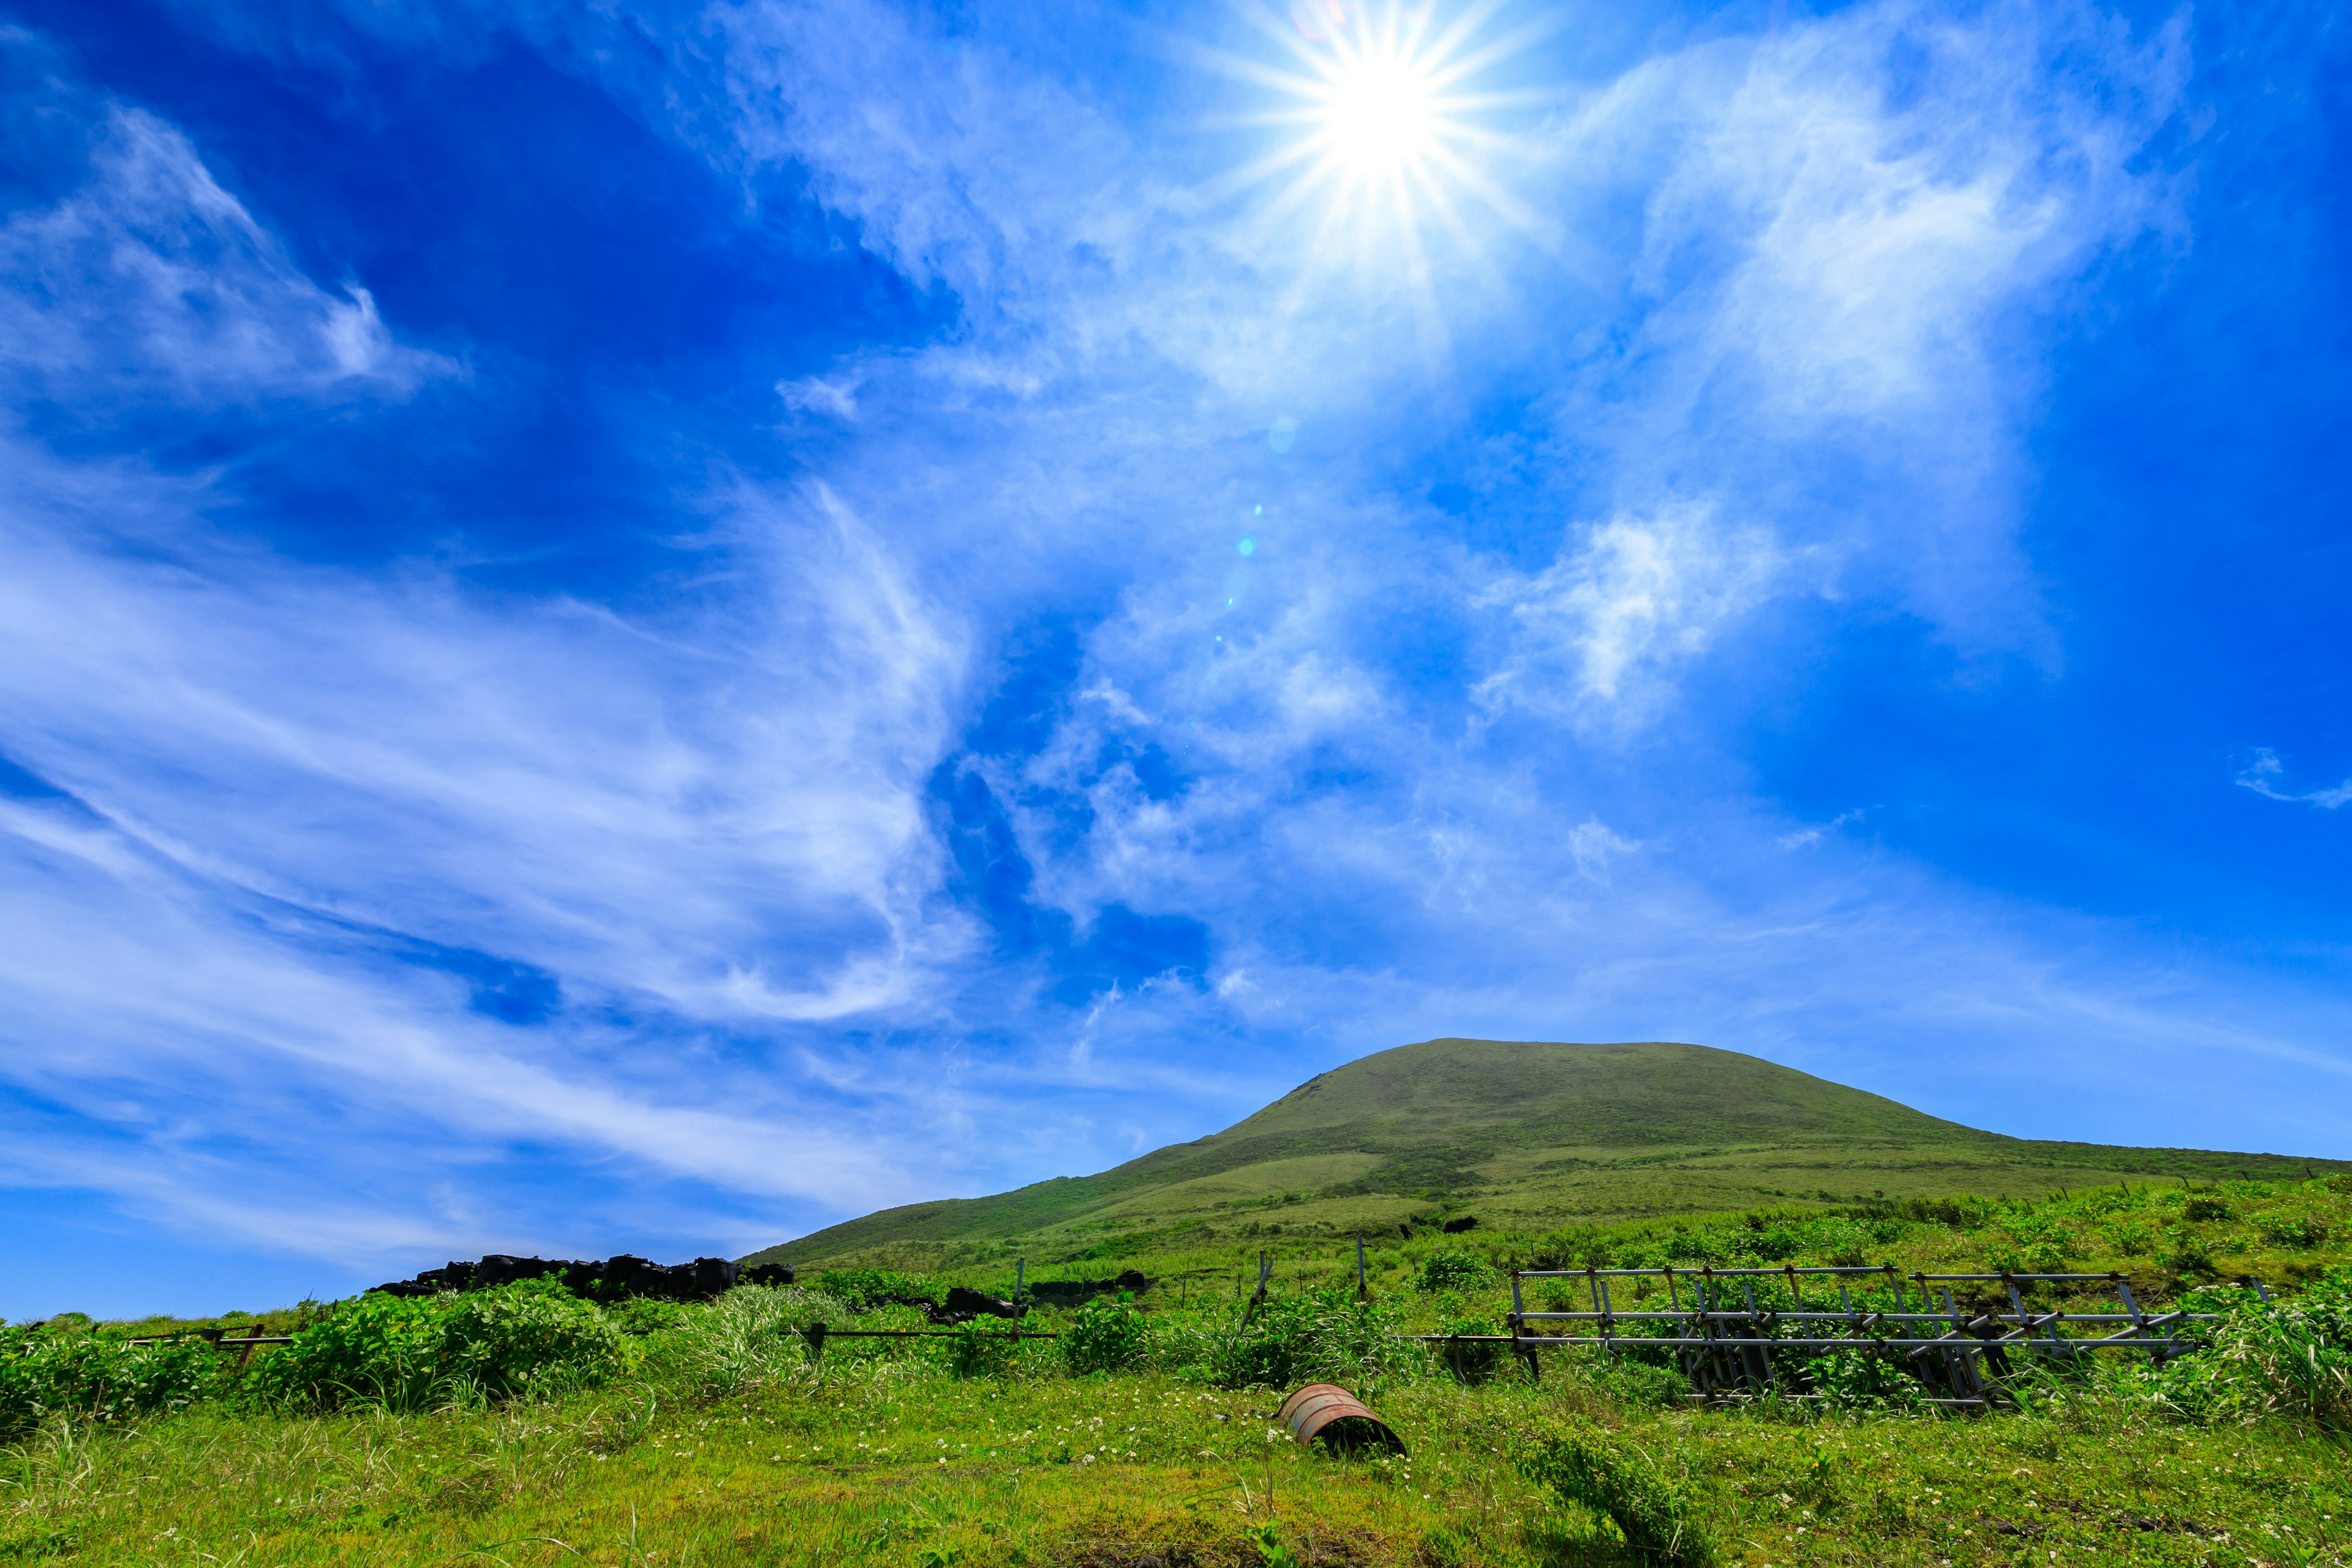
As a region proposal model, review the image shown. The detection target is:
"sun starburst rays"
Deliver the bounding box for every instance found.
[1188,0,1553,309]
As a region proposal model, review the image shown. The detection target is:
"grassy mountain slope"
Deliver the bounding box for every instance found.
[745,1038,2346,1272]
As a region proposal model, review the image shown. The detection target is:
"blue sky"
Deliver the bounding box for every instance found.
[1,0,2346,1319]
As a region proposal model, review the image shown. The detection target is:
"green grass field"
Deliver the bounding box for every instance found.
[9,1177,2350,1566]
[6,1363,2347,1567]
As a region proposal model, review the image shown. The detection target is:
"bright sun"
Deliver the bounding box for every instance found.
[1321,51,1440,173]
[1193,0,1544,285]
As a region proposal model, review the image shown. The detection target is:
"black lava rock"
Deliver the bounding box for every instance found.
[368,1251,769,1303]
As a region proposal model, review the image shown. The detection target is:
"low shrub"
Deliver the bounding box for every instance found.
[0,1324,228,1439]
[1517,1418,1719,1566]
[437,1281,623,1401]
[1415,1251,1494,1294]
[1802,1349,1925,1411]
[1427,1308,1511,1384]
[245,1291,450,1411]
[2258,1214,2332,1250]
[251,1282,623,1411]
[1061,1296,1148,1375]
[812,1268,935,1308]
[2166,1237,2223,1279]
[939,1319,1025,1379]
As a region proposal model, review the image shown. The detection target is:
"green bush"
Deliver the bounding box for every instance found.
[1802,1349,1924,1411]
[250,1282,621,1411]
[939,1319,1025,1379]
[437,1281,623,1401]
[1517,1419,1718,1566]
[1414,1251,1494,1294]
[1060,1296,1148,1375]
[244,1291,450,1411]
[1427,1308,1511,1384]
[1577,1351,1688,1409]
[0,1324,229,1439]
[606,1296,692,1335]
[2258,1214,2332,1250]
[812,1268,933,1308]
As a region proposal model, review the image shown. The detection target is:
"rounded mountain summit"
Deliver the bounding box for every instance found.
[742,1039,2342,1270]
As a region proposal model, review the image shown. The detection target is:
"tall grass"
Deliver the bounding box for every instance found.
[2137,1269,2352,1428]
[1517,1417,1721,1566]
[637,1284,850,1396]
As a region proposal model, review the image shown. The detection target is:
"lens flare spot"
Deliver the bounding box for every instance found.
[1237,537,1257,556]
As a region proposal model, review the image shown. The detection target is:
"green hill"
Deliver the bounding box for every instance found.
[744,1038,2346,1273]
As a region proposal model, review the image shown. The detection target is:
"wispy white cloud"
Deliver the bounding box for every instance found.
[1477,502,1783,723]
[2236,748,2352,810]
[1493,0,2185,668]
[1778,810,1867,850]
[0,104,455,403]
[0,423,1017,1243]
[0,77,1011,1259]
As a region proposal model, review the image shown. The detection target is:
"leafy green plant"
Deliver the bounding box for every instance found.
[1060,1295,1148,1375]
[1245,1521,1300,1567]
[246,1281,620,1412]
[941,1319,1024,1379]
[1802,1349,1924,1412]
[0,1325,228,1439]
[1414,1251,1494,1294]
[1517,1419,1719,1566]
[812,1268,935,1308]
[1427,1308,1510,1384]
[437,1281,623,1401]
[604,1296,691,1335]
[2259,1214,2332,1250]
[2167,1235,2223,1278]
[243,1291,451,1411]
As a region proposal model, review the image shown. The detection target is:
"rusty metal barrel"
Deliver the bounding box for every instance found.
[1275,1384,1406,1454]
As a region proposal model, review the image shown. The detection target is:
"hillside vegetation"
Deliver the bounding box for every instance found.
[746,1039,2347,1276]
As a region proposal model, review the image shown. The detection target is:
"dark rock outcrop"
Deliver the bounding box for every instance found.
[1022,1269,1150,1307]
[941,1285,1017,1321]
[370,1253,788,1302]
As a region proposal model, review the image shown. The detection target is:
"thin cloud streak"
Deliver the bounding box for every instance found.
[2237,749,2352,810]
